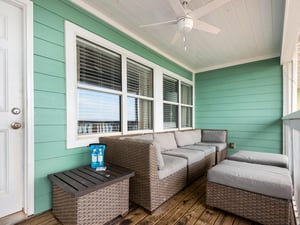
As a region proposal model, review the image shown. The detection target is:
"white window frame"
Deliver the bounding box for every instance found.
[126,59,154,132]
[180,82,193,129]
[65,21,193,148]
[162,74,194,131]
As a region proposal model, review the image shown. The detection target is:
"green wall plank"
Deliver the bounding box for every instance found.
[34,73,65,93]
[34,55,65,78]
[34,194,52,215]
[35,142,88,161]
[34,37,64,61]
[35,108,65,125]
[195,58,283,155]
[34,91,65,109]
[34,4,64,32]
[34,21,64,46]
[35,125,65,143]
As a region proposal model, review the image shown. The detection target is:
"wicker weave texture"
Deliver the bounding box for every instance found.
[102,136,187,212]
[188,153,215,184]
[53,179,129,225]
[216,149,227,164]
[206,181,291,225]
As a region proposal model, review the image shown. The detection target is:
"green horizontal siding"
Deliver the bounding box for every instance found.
[195,58,283,155]
[33,0,192,213]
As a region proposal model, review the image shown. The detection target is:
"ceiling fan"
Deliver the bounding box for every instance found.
[140,0,231,49]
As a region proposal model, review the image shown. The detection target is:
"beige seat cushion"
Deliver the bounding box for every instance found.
[162,148,206,165]
[196,142,227,152]
[158,155,187,180]
[180,145,216,156]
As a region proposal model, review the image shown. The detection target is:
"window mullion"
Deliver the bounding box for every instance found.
[77,83,122,96]
[179,81,182,129]
[122,55,128,134]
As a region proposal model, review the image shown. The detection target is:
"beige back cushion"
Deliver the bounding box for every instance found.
[154,133,177,150]
[174,130,202,147]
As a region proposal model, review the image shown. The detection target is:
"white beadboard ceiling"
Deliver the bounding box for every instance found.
[73,0,285,72]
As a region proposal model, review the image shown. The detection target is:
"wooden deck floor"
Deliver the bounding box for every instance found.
[17,176,260,225]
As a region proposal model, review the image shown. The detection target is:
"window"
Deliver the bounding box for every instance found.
[65,22,194,148]
[127,59,153,131]
[163,75,179,129]
[77,37,122,135]
[163,76,193,129]
[181,82,193,128]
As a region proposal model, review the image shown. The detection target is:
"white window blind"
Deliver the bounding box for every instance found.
[77,37,122,135]
[127,59,153,131]
[127,59,153,97]
[163,75,178,102]
[77,37,122,91]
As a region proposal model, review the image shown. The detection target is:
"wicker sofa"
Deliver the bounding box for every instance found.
[100,129,228,212]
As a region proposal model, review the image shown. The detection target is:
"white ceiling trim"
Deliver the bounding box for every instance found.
[281,0,300,64]
[195,53,280,73]
[70,0,192,73]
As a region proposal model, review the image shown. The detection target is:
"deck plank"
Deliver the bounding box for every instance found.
[155,181,206,225]
[213,212,236,225]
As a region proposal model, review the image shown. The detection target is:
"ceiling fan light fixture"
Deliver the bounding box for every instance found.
[177,16,193,33]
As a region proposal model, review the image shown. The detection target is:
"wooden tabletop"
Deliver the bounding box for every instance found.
[48,163,134,197]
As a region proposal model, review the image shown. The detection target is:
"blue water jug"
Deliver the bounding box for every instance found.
[89,143,107,169]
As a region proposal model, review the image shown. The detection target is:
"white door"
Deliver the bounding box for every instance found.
[0,0,24,217]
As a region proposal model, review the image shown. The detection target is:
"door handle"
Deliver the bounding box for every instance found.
[11,122,22,129]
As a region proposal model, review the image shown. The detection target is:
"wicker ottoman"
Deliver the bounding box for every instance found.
[49,163,134,225]
[206,160,293,225]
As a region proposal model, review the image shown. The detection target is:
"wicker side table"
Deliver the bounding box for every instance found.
[48,163,134,225]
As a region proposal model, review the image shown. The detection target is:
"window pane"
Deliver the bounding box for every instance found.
[181,83,192,105]
[77,88,121,134]
[181,106,192,128]
[127,59,153,97]
[77,37,122,91]
[163,103,178,129]
[128,97,153,131]
[163,75,178,102]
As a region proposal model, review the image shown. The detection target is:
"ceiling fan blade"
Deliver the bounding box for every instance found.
[171,31,182,44]
[193,20,220,34]
[167,0,186,17]
[190,0,231,19]
[140,19,177,28]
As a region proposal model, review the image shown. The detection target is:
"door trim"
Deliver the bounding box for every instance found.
[14,0,34,216]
